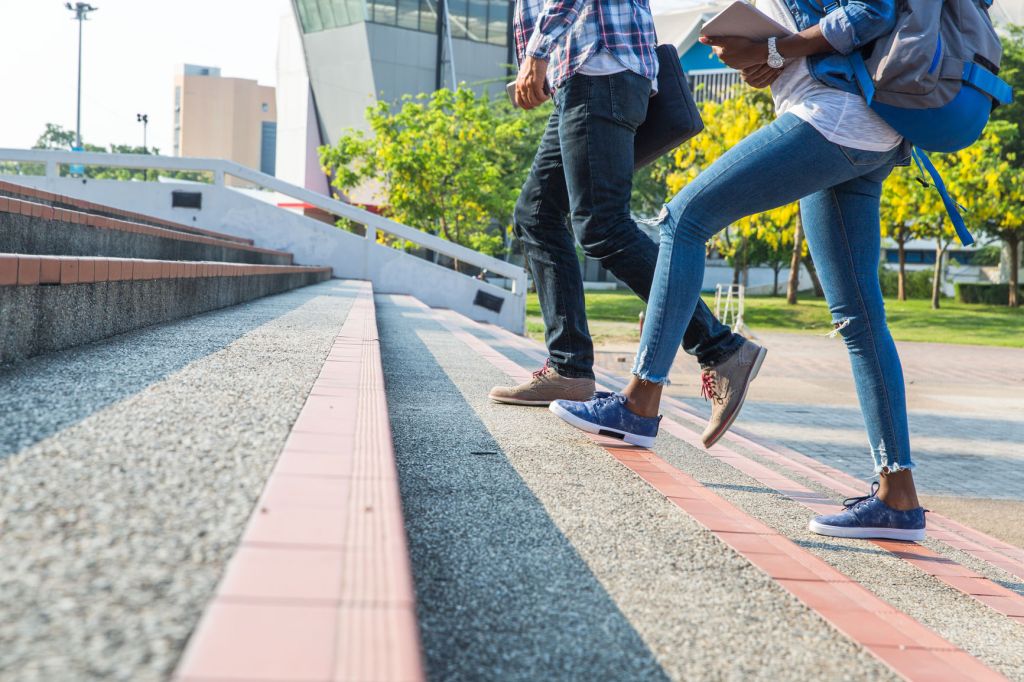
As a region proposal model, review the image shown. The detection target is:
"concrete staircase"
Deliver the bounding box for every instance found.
[0,181,330,363]
[1,181,1022,681]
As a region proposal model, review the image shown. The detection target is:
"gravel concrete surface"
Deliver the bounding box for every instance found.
[0,279,359,682]
[377,295,895,682]
[459,322,1024,680]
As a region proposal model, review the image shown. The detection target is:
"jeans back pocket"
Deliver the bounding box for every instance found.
[609,71,651,131]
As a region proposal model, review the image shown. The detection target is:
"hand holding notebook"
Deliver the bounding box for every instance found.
[700,0,792,40]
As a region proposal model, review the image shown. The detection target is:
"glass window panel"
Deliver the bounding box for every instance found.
[398,0,420,29]
[467,0,487,42]
[419,0,437,32]
[371,0,397,25]
[318,0,337,26]
[447,0,469,38]
[349,0,365,22]
[297,0,324,32]
[487,0,507,45]
[333,0,354,25]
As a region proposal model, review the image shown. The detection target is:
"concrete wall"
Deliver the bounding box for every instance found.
[5,175,525,334]
[275,13,331,196]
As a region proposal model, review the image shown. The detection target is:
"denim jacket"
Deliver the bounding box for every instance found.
[781,0,898,95]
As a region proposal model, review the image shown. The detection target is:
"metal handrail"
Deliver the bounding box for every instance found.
[0,148,528,292]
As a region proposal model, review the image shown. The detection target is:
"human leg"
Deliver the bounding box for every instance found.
[511,108,594,379]
[799,163,919,509]
[556,71,743,368]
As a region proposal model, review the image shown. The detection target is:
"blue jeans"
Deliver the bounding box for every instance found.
[513,70,743,380]
[633,113,913,474]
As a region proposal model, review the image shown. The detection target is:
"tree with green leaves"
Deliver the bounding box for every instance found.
[319,88,549,261]
[952,122,1024,307]
[668,88,804,295]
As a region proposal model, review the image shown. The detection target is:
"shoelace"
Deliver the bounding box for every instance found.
[842,481,880,510]
[700,371,721,403]
[531,361,551,380]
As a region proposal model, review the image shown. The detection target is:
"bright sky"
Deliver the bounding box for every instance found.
[0,0,699,154]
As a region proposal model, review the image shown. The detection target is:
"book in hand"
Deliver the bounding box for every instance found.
[700,0,792,40]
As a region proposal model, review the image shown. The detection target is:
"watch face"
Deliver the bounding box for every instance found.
[768,54,784,69]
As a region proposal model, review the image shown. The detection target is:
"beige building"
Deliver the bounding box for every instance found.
[173,64,277,179]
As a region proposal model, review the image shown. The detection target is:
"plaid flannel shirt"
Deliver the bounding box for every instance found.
[513,0,659,89]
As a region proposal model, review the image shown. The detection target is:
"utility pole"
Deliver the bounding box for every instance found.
[66,2,98,149]
[137,113,148,152]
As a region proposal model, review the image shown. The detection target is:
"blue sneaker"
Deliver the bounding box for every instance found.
[808,483,926,541]
[549,392,661,448]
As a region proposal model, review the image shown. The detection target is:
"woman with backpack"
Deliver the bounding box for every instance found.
[548,0,947,540]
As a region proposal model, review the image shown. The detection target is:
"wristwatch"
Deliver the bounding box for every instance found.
[767,37,785,69]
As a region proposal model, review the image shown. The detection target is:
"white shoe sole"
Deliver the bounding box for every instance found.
[489,395,552,406]
[808,518,925,542]
[548,401,656,448]
[702,345,768,448]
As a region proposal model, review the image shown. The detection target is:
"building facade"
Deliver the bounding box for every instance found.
[275,0,511,195]
[173,64,278,180]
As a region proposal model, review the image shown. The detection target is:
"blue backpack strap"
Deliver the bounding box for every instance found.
[962,62,1013,106]
[849,52,876,106]
[911,147,975,246]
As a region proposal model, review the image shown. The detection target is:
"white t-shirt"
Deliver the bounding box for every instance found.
[757,0,902,152]
[577,49,659,93]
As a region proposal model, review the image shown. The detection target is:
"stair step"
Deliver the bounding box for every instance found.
[385,297,1023,681]
[0,178,254,245]
[0,280,363,680]
[0,253,331,363]
[0,196,293,265]
[175,282,425,682]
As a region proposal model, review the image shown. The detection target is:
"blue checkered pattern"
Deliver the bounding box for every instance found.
[514,0,660,89]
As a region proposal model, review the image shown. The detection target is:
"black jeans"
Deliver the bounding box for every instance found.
[513,70,743,379]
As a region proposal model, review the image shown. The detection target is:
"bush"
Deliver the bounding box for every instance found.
[955,282,1024,305]
[879,266,936,299]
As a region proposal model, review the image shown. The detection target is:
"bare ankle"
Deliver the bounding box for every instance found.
[877,469,920,510]
[623,378,662,418]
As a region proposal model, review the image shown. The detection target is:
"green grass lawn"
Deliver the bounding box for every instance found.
[526,290,1024,348]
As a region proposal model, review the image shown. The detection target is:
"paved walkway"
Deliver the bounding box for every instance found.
[595,332,1024,500]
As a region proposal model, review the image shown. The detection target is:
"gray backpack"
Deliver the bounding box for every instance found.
[849,0,1011,153]
[846,0,1013,246]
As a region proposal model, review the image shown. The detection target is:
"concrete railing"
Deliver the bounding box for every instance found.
[0,148,527,288]
[0,149,529,333]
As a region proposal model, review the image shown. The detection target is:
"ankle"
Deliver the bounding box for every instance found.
[877,469,920,510]
[877,491,920,511]
[623,396,658,419]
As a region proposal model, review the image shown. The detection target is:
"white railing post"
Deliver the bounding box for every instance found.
[45,160,58,179]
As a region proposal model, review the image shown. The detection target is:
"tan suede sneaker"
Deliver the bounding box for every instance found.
[700,341,767,448]
[489,364,596,406]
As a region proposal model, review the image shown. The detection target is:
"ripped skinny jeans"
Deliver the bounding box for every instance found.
[633,114,913,474]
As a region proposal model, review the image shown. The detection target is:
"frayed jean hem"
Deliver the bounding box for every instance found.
[872,460,916,475]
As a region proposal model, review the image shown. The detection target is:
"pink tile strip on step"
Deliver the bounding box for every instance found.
[174,282,425,682]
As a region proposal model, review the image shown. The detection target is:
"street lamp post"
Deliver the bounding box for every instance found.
[66,2,98,149]
[137,113,148,152]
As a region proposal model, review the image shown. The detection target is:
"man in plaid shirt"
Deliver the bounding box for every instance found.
[491,0,758,450]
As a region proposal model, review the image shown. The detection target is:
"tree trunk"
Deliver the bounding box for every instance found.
[732,236,745,286]
[786,214,804,304]
[931,242,945,310]
[897,238,907,302]
[772,265,781,296]
[1009,236,1020,308]
[806,255,825,297]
